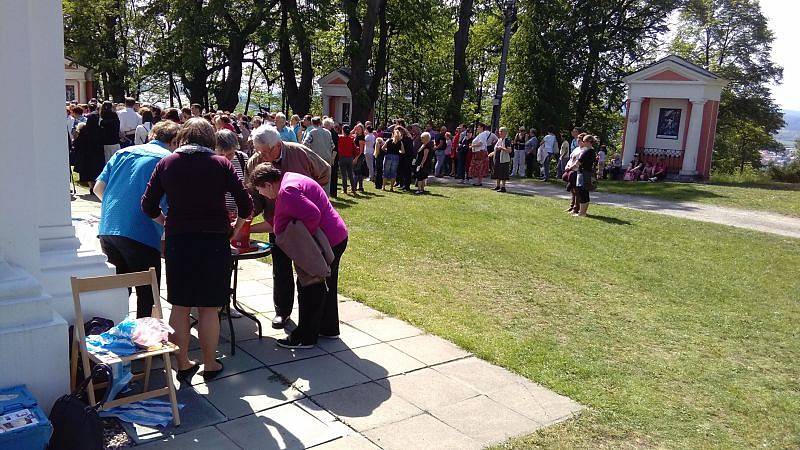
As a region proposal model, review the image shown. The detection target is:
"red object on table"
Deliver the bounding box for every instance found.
[230,219,258,253]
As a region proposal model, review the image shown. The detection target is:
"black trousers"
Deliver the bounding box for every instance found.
[269,233,296,317]
[99,235,161,318]
[330,155,339,198]
[374,153,384,189]
[398,154,412,189]
[292,239,347,345]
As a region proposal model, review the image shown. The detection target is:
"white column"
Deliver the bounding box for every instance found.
[622,97,643,166]
[322,95,329,117]
[32,0,127,323]
[0,0,69,412]
[681,99,707,176]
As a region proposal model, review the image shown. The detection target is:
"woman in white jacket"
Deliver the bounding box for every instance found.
[134,108,154,145]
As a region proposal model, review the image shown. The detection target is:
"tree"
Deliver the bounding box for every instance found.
[444,0,475,130]
[64,0,130,101]
[342,0,388,123]
[277,0,318,115]
[672,0,784,173]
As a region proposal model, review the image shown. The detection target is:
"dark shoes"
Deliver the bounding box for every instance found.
[276,335,314,349]
[500,187,507,193]
[272,315,287,329]
[202,359,224,381]
[175,363,199,383]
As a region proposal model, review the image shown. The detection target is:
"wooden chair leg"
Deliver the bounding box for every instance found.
[142,356,152,392]
[70,340,79,391]
[161,353,181,427]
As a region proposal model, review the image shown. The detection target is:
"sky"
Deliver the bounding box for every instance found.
[761,0,800,112]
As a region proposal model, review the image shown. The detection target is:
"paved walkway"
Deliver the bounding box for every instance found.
[430,177,800,239]
[69,189,583,449]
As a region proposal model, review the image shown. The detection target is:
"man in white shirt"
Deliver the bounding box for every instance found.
[471,122,498,153]
[541,126,558,181]
[117,97,142,147]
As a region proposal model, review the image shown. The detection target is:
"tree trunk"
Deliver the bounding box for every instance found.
[445,0,474,131]
[102,0,126,102]
[343,0,388,124]
[216,36,245,111]
[278,0,314,115]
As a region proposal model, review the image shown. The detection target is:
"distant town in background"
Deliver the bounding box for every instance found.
[766,109,800,166]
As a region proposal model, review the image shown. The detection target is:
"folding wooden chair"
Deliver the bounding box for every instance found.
[69,267,180,426]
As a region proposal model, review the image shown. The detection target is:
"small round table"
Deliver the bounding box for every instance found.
[226,240,271,355]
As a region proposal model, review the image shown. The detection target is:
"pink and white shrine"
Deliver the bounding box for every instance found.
[317,68,375,126]
[621,55,728,180]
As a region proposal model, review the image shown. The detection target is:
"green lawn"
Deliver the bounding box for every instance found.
[259,184,800,449]
[592,179,800,217]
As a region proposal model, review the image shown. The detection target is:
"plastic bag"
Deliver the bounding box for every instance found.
[131,317,174,348]
[86,318,138,356]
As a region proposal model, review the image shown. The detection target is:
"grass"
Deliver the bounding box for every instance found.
[259,184,800,449]
[593,179,800,217]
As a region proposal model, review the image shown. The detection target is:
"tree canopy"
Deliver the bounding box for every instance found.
[63,0,785,173]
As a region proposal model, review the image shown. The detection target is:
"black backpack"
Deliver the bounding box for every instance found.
[48,364,113,450]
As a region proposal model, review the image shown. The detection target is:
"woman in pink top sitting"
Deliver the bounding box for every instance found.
[250,163,348,349]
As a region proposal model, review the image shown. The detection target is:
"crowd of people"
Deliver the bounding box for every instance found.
[83,101,352,382]
[67,94,647,378]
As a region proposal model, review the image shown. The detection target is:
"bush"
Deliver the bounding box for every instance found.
[767,161,800,184]
[710,167,772,185]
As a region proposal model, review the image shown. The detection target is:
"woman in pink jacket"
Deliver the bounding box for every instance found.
[250,163,348,349]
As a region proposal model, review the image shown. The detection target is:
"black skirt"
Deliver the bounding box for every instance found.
[165,232,231,308]
[492,154,510,180]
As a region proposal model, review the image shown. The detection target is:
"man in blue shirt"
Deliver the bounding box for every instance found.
[274,112,297,143]
[94,120,181,318]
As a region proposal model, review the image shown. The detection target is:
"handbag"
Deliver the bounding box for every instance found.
[48,364,113,450]
[562,169,572,182]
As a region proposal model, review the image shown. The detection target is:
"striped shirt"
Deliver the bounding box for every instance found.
[225,151,249,218]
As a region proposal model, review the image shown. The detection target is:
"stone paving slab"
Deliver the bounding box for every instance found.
[333,343,426,380]
[376,368,481,411]
[217,402,346,450]
[138,425,241,450]
[121,385,226,444]
[336,301,385,322]
[311,382,423,432]
[347,316,424,342]
[485,380,583,426]
[238,336,327,366]
[433,356,530,394]
[310,434,381,449]
[363,413,482,450]
[271,354,370,396]
[195,368,303,419]
[387,334,472,366]
[429,395,540,446]
[316,323,380,353]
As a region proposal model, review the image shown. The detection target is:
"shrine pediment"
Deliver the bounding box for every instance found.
[624,55,724,85]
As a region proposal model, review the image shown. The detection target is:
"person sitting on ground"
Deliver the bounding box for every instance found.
[250,163,348,349]
[639,160,656,181]
[95,120,181,319]
[649,157,668,182]
[607,153,623,180]
[624,155,645,181]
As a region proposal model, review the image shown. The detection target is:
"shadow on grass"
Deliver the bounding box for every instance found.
[586,214,632,225]
[709,181,800,192]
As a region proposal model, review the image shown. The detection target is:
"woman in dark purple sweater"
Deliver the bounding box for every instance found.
[142,118,253,381]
